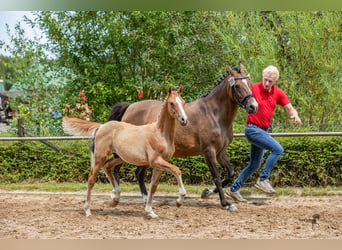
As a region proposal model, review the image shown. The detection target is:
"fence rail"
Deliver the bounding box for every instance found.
[1,132,342,141]
[233,131,342,138]
[0,136,92,141]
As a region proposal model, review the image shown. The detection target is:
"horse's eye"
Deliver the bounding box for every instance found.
[170,102,174,108]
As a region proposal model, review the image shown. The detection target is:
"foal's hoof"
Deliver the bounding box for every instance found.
[109,198,119,207]
[85,210,92,217]
[225,204,237,212]
[146,211,159,219]
[201,188,210,199]
[176,195,186,207]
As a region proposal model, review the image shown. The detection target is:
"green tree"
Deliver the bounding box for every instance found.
[213,11,342,131]
[3,21,73,135]
[3,11,342,133]
[36,11,232,121]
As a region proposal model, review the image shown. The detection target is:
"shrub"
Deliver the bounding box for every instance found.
[0,136,341,187]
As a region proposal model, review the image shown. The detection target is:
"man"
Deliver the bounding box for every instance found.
[227,65,301,202]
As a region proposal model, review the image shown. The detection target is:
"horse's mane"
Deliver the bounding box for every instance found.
[202,67,241,98]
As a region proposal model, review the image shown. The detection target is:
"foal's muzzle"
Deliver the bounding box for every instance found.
[178,116,188,126]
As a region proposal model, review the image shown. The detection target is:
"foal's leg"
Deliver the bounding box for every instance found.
[85,156,107,217]
[145,168,162,219]
[172,172,187,207]
[103,156,124,207]
[151,158,187,207]
[114,165,149,203]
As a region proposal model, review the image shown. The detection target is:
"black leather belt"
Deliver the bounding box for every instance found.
[247,123,268,131]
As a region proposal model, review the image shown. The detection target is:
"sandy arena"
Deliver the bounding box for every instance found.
[0,190,341,239]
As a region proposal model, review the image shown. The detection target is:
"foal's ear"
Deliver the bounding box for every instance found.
[177,85,183,95]
[168,86,172,96]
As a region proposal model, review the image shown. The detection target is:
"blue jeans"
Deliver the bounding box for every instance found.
[230,125,284,192]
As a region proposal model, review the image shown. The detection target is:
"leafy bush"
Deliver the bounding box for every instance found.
[1,136,341,187]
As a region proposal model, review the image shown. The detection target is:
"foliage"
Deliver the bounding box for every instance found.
[1,136,341,187]
[0,140,91,182]
[1,11,341,132]
[212,11,342,130]
[0,56,15,90]
[35,11,230,122]
[1,20,74,135]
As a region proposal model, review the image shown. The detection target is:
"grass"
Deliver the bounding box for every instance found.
[0,182,341,197]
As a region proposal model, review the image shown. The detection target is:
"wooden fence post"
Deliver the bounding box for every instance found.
[18,117,24,137]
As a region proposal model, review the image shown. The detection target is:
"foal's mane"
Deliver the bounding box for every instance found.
[155,90,173,122]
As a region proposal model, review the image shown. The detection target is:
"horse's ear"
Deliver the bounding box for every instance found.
[177,85,183,95]
[239,62,245,74]
[168,86,172,96]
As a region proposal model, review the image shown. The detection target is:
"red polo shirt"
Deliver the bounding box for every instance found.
[246,82,290,129]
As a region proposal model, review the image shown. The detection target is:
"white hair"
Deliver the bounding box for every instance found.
[263,65,279,80]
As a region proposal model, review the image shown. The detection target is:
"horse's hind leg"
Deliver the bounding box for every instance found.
[103,156,124,207]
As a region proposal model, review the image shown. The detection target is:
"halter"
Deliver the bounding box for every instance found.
[228,76,255,109]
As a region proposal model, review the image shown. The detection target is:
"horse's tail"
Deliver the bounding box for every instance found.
[107,102,131,121]
[62,117,101,136]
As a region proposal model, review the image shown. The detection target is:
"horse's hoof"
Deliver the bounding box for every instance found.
[201,188,210,199]
[176,195,185,207]
[225,204,237,212]
[146,211,159,219]
[109,198,119,207]
[85,210,92,217]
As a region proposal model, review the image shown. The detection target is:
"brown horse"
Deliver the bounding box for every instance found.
[108,63,258,211]
[63,86,188,219]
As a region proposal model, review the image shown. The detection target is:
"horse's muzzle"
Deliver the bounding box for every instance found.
[246,98,258,114]
[246,103,259,114]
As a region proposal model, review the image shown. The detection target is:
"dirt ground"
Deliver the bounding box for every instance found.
[0,190,341,239]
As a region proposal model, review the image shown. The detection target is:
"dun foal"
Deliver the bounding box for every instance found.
[63,86,188,219]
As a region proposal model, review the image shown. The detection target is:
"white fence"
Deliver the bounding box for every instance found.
[1,132,342,142]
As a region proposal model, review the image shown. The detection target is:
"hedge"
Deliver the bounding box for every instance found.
[0,136,341,187]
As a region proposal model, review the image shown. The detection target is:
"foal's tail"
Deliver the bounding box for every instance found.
[62,117,101,136]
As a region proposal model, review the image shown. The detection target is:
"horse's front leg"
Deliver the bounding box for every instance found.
[145,168,162,219]
[202,149,236,212]
[103,156,124,207]
[202,150,234,198]
[218,150,235,188]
